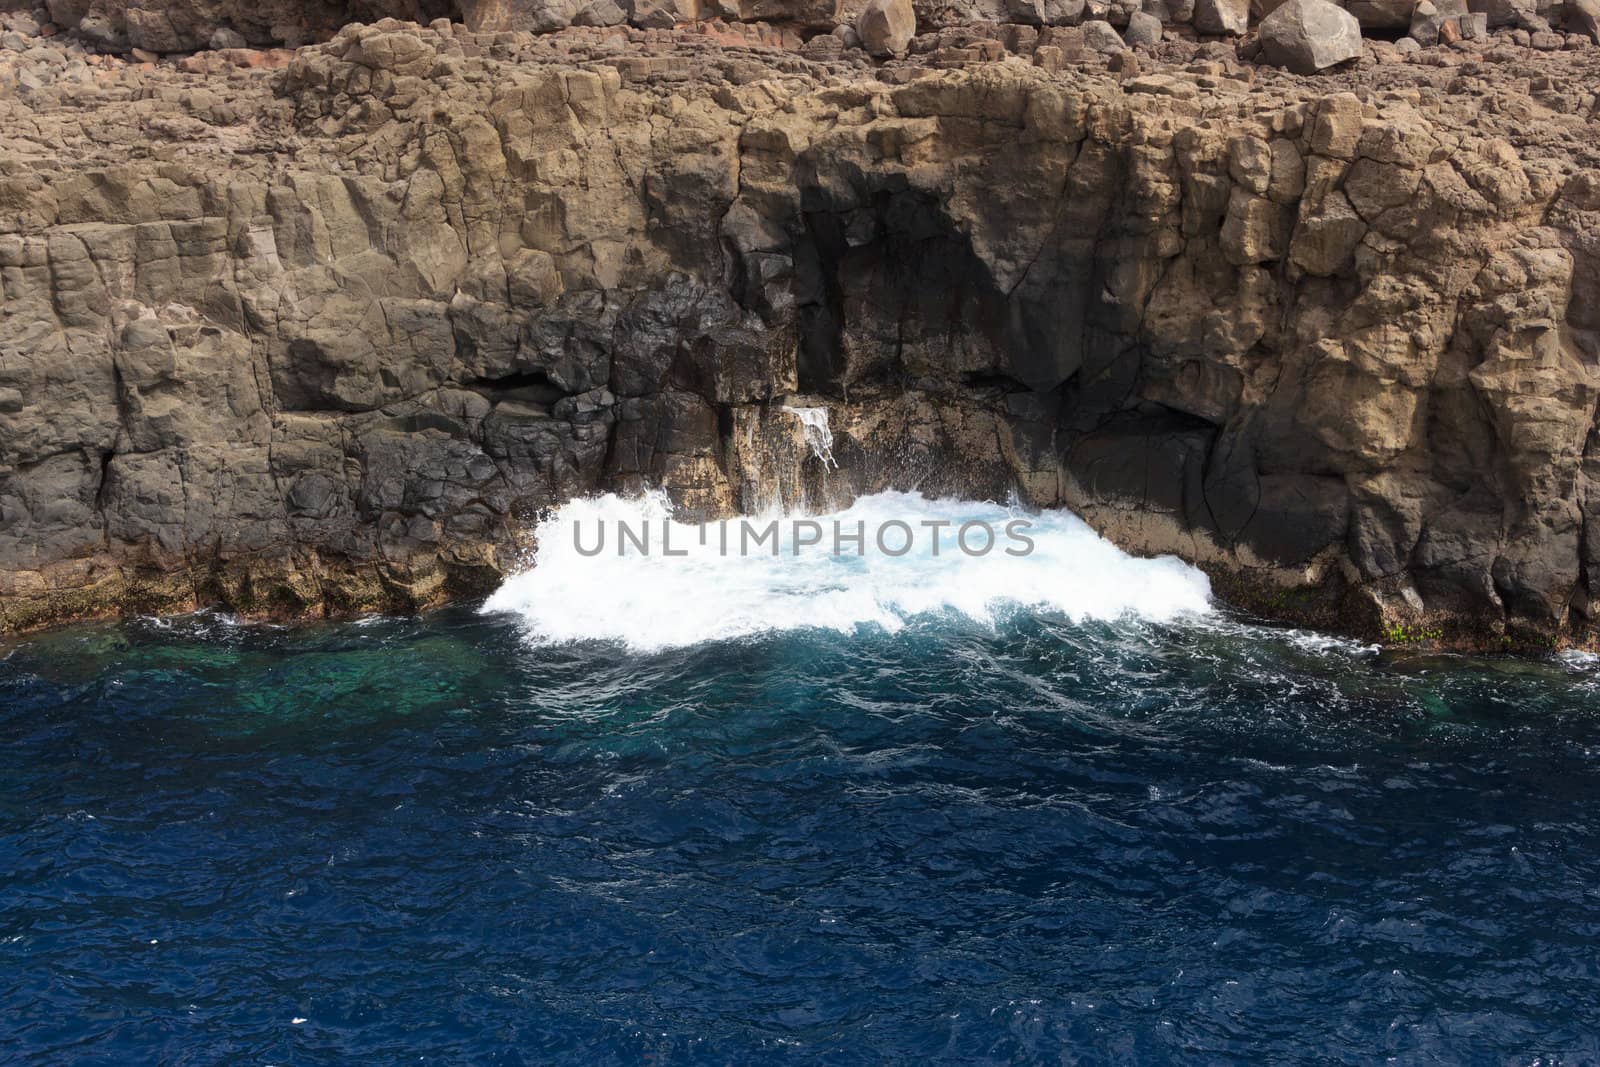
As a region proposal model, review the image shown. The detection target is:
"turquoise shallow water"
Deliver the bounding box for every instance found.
[3,603,1600,1063]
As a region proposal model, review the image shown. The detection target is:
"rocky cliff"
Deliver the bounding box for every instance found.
[4,9,1600,648]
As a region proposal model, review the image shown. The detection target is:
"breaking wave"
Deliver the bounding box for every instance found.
[483,491,1212,651]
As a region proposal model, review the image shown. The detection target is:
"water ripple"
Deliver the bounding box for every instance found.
[2,607,1600,1062]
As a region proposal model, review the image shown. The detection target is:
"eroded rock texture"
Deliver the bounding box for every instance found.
[4,17,1600,648]
[41,0,459,51]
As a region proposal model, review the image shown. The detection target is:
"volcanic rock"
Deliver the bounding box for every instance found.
[1192,0,1248,32]
[1259,0,1363,71]
[1081,17,1127,47]
[858,0,914,53]
[1124,9,1162,42]
[3,11,1600,656]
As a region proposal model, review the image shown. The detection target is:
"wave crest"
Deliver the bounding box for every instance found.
[483,491,1212,651]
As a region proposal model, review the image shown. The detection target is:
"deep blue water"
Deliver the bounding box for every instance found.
[4,607,1600,1063]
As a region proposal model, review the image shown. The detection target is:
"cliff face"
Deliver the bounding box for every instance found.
[4,15,1600,647]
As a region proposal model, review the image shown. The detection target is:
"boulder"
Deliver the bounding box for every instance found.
[4,10,42,35]
[1464,0,1529,27]
[462,0,585,32]
[1344,0,1414,28]
[1193,0,1249,31]
[573,0,627,23]
[1043,0,1087,20]
[629,0,694,26]
[1106,0,1139,22]
[1410,0,1467,40]
[1157,0,1197,19]
[1570,0,1600,39]
[1082,16,1128,47]
[1259,0,1364,72]
[1125,8,1162,40]
[743,0,844,30]
[44,0,450,53]
[857,0,914,55]
[567,0,623,21]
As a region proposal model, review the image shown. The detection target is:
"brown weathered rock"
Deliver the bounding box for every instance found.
[6,18,1600,653]
[746,0,844,29]
[1410,0,1466,42]
[461,0,583,31]
[44,0,456,52]
[1259,0,1363,71]
[628,0,694,26]
[1467,0,1535,27]
[1570,0,1600,40]
[858,0,914,52]
[573,0,628,23]
[1124,8,1161,41]
[1081,16,1127,46]
[1192,0,1247,32]
[1344,0,1414,28]
[1041,0,1085,20]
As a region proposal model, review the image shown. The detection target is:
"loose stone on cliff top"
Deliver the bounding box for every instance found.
[1409,0,1466,43]
[1571,0,1600,40]
[574,0,627,24]
[1344,0,1415,28]
[1144,0,1197,21]
[1258,0,1363,72]
[629,0,695,27]
[858,0,914,55]
[1006,0,1047,23]
[1125,9,1163,43]
[1193,0,1249,33]
[1083,18,1129,49]
[1468,0,1539,28]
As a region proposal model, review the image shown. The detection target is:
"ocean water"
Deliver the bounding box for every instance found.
[4,494,1600,1063]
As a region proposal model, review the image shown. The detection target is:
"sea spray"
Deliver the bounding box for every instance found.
[482,491,1212,651]
[783,405,838,470]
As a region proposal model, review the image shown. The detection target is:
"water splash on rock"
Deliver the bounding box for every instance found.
[483,491,1212,651]
[783,406,838,470]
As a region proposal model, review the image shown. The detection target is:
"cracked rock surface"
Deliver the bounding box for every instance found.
[4,10,1600,648]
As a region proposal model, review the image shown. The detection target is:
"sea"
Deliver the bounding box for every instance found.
[3,492,1599,1063]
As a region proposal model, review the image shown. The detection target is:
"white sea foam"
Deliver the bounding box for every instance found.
[483,490,1213,651]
